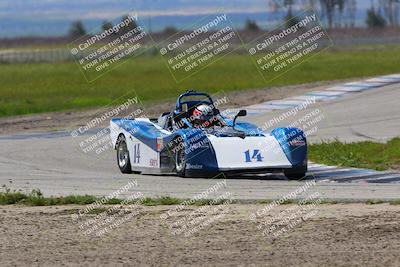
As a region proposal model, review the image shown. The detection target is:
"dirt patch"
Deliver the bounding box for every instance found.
[1,204,399,266]
[0,80,347,135]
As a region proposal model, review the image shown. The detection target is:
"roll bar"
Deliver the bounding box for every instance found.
[175,90,213,109]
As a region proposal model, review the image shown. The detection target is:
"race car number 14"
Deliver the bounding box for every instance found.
[244,149,263,162]
[133,143,140,164]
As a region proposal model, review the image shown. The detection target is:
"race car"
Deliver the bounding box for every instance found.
[110,90,308,179]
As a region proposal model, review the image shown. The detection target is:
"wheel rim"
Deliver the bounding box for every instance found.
[175,146,185,172]
[118,141,129,168]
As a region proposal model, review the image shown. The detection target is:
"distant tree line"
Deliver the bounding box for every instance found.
[264,0,400,29]
[366,0,400,27]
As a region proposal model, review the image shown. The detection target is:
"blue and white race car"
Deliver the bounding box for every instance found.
[110,90,307,179]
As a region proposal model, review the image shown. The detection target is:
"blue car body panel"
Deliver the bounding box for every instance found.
[271,128,308,168]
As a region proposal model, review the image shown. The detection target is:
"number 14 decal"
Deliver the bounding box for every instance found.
[133,143,140,164]
[244,149,263,162]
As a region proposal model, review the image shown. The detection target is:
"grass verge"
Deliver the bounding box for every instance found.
[1,46,400,117]
[0,187,233,206]
[309,138,400,171]
[1,187,399,206]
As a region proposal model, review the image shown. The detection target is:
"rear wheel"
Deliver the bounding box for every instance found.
[174,141,186,177]
[116,135,132,174]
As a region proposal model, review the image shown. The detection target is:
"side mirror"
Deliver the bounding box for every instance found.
[237,109,247,117]
[233,109,247,129]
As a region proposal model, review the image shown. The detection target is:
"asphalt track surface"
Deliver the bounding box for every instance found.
[1,82,400,200]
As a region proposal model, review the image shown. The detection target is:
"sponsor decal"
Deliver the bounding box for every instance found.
[186,163,203,169]
[149,158,158,167]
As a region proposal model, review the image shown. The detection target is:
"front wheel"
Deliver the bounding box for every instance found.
[284,167,307,180]
[116,135,132,174]
[174,141,186,177]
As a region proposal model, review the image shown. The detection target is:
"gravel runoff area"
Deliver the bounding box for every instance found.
[1,203,399,266]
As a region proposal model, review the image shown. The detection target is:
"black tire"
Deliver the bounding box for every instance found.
[284,172,306,180]
[284,166,307,180]
[174,140,186,177]
[116,135,132,174]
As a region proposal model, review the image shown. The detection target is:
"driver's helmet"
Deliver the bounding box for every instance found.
[192,104,214,127]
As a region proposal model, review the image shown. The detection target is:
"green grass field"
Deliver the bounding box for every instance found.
[1,46,400,117]
[309,138,400,171]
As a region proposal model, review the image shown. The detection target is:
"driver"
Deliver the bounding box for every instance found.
[191,104,217,128]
